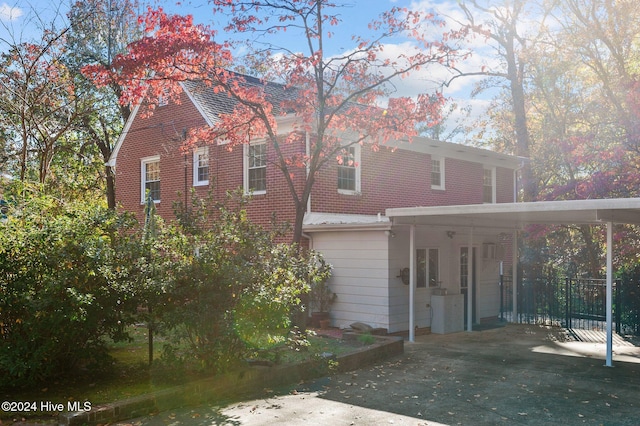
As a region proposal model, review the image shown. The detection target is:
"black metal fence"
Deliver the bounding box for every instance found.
[499,275,640,336]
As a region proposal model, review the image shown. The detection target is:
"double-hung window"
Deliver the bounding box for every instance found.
[141,156,160,203]
[244,142,267,194]
[193,146,209,186]
[431,158,444,190]
[157,88,169,107]
[337,145,361,194]
[483,167,496,203]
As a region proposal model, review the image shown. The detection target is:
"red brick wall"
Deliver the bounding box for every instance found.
[496,166,515,203]
[310,146,514,215]
[115,91,205,222]
[115,93,515,234]
[115,91,304,232]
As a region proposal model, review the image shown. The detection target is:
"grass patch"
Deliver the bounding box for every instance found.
[1,327,359,421]
[0,326,175,422]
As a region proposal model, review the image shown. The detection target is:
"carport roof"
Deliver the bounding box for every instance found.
[386,198,640,229]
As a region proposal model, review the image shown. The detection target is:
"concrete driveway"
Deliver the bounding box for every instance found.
[118,324,640,425]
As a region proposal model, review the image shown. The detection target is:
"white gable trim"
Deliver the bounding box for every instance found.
[107,103,141,169]
[108,82,213,170]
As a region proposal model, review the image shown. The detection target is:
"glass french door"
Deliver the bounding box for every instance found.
[460,247,477,325]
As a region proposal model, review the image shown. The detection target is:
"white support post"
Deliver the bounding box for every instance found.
[512,229,518,323]
[467,227,474,332]
[409,224,416,343]
[606,222,613,367]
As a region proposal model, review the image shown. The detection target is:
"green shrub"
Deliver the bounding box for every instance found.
[152,192,331,373]
[0,191,144,387]
[357,332,376,345]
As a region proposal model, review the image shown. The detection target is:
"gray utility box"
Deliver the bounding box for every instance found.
[431,294,464,334]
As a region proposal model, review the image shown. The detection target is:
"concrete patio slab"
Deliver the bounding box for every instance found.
[116,324,640,425]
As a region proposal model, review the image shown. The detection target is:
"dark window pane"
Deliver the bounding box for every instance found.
[416,249,427,288]
[338,166,356,191]
[249,166,266,191]
[146,180,160,201]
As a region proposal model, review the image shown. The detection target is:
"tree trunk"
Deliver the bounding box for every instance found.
[292,199,307,246]
[505,29,535,201]
[106,165,116,209]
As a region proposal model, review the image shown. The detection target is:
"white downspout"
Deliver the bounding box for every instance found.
[306,131,312,214]
[512,228,518,324]
[409,224,416,342]
[467,227,474,332]
[301,132,313,249]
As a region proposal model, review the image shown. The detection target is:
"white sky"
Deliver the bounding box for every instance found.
[0,2,21,21]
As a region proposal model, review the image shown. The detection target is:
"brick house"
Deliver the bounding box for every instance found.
[109,78,524,335]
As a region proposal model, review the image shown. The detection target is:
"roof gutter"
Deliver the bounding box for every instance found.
[303,222,392,233]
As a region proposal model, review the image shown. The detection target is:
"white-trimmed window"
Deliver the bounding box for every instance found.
[193,146,209,186]
[141,155,160,203]
[158,87,169,107]
[244,142,267,194]
[337,145,361,194]
[431,157,444,190]
[416,248,440,288]
[483,167,496,203]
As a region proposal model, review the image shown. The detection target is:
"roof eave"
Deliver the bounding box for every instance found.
[303,222,392,232]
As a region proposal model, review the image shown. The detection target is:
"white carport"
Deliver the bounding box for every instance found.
[386,198,640,367]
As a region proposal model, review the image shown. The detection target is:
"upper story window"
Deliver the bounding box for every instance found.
[483,167,496,203]
[158,87,169,107]
[431,158,444,190]
[141,155,160,203]
[244,142,267,194]
[337,145,361,194]
[193,146,209,186]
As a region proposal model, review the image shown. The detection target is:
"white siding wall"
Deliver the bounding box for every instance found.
[311,231,390,330]
[389,227,502,333]
[388,227,457,333]
[312,227,503,334]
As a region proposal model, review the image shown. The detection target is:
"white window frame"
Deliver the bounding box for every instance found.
[483,167,496,204]
[416,248,440,288]
[431,157,445,190]
[141,155,161,204]
[337,144,361,195]
[243,142,267,195]
[193,146,209,186]
[157,87,169,107]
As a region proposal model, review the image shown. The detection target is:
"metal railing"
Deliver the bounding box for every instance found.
[499,275,640,335]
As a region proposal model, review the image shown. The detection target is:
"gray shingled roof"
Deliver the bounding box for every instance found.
[182,73,295,124]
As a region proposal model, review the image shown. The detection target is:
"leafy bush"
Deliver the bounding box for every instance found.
[152,193,330,373]
[0,187,332,385]
[616,265,640,335]
[0,189,144,386]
